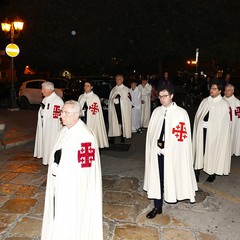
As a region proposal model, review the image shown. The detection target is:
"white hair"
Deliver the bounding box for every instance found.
[64,100,81,117]
[42,81,54,90]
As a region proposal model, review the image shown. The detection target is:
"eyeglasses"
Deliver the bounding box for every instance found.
[60,110,78,116]
[158,94,170,99]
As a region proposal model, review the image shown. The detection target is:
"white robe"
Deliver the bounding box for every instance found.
[41,120,103,240]
[34,92,63,165]
[143,103,197,203]
[130,87,141,132]
[224,95,240,156]
[108,84,132,138]
[138,83,152,128]
[78,91,109,148]
[193,95,231,175]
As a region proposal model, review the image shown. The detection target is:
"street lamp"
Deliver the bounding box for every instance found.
[1,18,24,110]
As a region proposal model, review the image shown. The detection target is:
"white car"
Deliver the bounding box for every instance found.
[18,78,68,109]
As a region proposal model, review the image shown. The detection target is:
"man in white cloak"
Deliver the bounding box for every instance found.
[34,81,63,165]
[41,100,103,240]
[193,80,231,182]
[130,81,142,133]
[144,86,197,219]
[138,76,152,129]
[78,80,109,148]
[108,74,132,143]
[224,84,240,156]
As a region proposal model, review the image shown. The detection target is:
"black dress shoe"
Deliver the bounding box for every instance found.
[120,136,125,143]
[146,207,162,219]
[206,174,216,182]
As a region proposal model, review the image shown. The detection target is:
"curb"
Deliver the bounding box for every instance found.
[0,137,35,150]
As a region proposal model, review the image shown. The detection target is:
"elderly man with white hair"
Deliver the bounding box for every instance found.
[224,84,240,156]
[34,81,64,165]
[41,100,103,240]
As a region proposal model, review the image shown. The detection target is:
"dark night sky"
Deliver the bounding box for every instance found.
[1,0,240,75]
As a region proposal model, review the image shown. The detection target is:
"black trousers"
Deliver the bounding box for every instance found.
[154,154,164,209]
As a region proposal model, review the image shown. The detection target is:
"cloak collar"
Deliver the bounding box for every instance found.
[208,94,222,104]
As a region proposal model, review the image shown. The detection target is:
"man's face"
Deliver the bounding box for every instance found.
[115,76,123,86]
[41,87,52,97]
[224,87,234,98]
[131,82,137,89]
[61,104,79,128]
[210,84,221,98]
[164,72,168,79]
[159,90,173,107]
[225,74,231,81]
[84,82,93,93]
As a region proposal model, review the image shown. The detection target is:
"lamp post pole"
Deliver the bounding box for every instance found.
[1,19,24,110]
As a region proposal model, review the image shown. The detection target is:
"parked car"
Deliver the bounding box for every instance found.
[18,78,68,109]
[62,76,115,121]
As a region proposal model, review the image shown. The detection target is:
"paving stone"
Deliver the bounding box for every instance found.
[29,200,44,217]
[5,237,33,240]
[170,217,189,228]
[0,162,25,171]
[0,196,9,207]
[0,173,20,183]
[103,177,118,190]
[103,203,133,222]
[9,217,41,238]
[14,186,38,198]
[198,232,218,240]
[114,224,159,240]
[0,171,9,179]
[132,192,149,207]
[8,156,34,162]
[0,198,37,214]
[0,184,21,196]
[162,228,195,240]
[117,177,139,192]
[9,173,46,187]
[103,222,109,240]
[136,211,171,226]
[0,213,19,235]
[104,191,132,204]
[15,162,44,174]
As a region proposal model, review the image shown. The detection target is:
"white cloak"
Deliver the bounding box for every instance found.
[108,84,132,138]
[34,92,63,165]
[41,120,103,240]
[224,95,240,156]
[138,83,152,128]
[130,87,141,132]
[193,95,231,175]
[143,103,197,203]
[78,91,109,148]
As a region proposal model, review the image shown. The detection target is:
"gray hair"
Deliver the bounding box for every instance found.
[64,100,81,117]
[225,84,235,91]
[42,81,54,90]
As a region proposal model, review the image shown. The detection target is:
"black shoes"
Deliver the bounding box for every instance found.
[146,207,162,219]
[206,174,216,182]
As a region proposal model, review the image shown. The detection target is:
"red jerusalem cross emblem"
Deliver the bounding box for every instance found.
[172,122,188,142]
[53,105,61,118]
[235,107,240,118]
[89,102,99,115]
[78,142,95,168]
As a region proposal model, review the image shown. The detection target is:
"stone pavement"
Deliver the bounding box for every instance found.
[0,109,240,240]
[0,143,217,240]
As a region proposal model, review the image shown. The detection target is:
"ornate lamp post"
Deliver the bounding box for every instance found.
[1,19,24,110]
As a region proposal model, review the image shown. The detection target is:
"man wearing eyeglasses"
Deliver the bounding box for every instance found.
[41,100,103,240]
[193,80,231,183]
[34,81,64,165]
[144,86,197,219]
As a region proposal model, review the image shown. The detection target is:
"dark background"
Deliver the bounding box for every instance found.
[1,0,240,77]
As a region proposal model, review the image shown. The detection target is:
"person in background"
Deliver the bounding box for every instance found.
[34,81,63,165]
[130,81,142,133]
[108,74,132,144]
[138,76,152,130]
[193,80,231,182]
[224,84,240,156]
[41,100,102,240]
[78,80,109,149]
[144,86,197,219]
